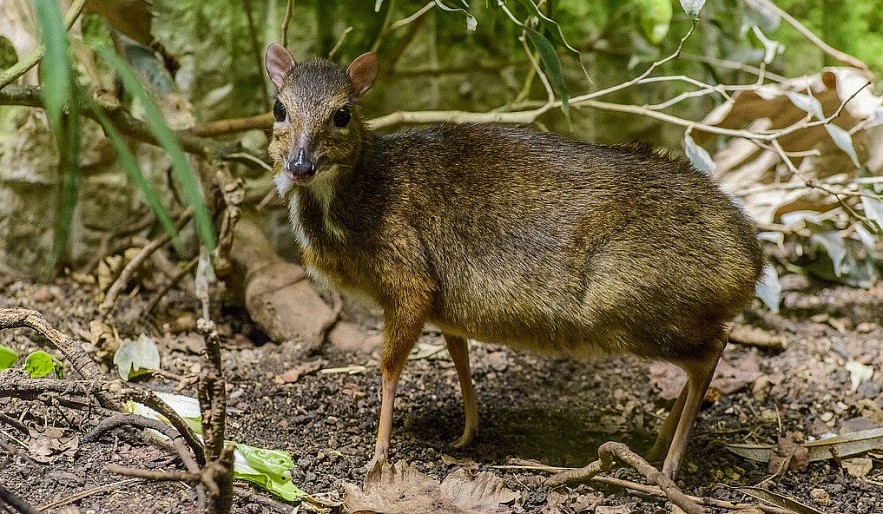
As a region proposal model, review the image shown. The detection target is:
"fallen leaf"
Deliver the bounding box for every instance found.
[727,426,883,463]
[736,486,824,514]
[27,426,79,464]
[114,334,161,380]
[649,352,764,401]
[280,359,325,383]
[768,432,809,475]
[89,320,119,360]
[647,362,684,401]
[343,460,518,514]
[845,361,874,392]
[841,456,873,478]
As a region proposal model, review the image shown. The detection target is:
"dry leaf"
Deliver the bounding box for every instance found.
[280,359,325,383]
[649,352,763,401]
[695,68,882,224]
[343,460,518,514]
[767,432,809,475]
[841,456,873,478]
[27,426,79,464]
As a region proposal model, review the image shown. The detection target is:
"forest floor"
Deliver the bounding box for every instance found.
[1,269,882,514]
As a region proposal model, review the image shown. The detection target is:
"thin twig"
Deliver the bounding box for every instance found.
[190,112,273,137]
[99,209,192,314]
[122,388,206,465]
[105,463,201,482]
[745,0,868,72]
[0,84,268,168]
[147,256,199,313]
[370,0,399,52]
[281,0,295,48]
[241,0,270,112]
[0,411,28,434]
[36,479,142,511]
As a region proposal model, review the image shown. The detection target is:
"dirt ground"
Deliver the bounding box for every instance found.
[1,266,883,514]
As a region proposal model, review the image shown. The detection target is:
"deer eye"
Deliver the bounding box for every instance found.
[333,106,351,128]
[273,100,286,122]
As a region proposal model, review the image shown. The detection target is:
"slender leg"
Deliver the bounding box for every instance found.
[662,336,726,479]
[444,334,479,448]
[369,301,428,467]
[646,382,688,462]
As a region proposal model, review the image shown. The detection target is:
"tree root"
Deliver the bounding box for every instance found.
[545,441,705,514]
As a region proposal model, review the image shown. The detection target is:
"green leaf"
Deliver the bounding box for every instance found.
[515,0,580,56]
[24,351,56,378]
[636,0,673,44]
[825,124,861,168]
[113,334,161,380]
[34,0,71,140]
[525,28,570,119]
[0,345,18,370]
[94,45,217,252]
[126,392,308,501]
[235,443,308,500]
[0,36,18,69]
[90,104,182,253]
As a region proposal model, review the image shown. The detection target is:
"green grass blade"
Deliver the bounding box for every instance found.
[90,103,183,253]
[34,0,70,140]
[46,87,81,277]
[94,45,217,251]
[526,28,570,120]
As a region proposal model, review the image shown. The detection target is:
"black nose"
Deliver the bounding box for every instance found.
[286,148,315,178]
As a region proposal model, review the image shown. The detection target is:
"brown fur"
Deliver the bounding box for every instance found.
[265,45,764,477]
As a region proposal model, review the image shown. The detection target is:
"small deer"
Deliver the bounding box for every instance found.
[265,44,763,478]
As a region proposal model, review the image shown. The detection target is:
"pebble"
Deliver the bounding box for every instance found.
[33,286,55,302]
[820,411,834,422]
[810,488,831,506]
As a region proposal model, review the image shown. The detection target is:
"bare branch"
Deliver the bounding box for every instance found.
[0,84,268,168]
[746,0,869,72]
[0,0,89,88]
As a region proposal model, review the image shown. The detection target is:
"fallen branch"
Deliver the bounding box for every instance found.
[545,441,705,514]
[0,481,41,514]
[105,463,201,483]
[0,308,109,387]
[86,413,201,473]
[729,325,786,351]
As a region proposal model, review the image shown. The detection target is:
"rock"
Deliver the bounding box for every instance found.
[810,488,831,506]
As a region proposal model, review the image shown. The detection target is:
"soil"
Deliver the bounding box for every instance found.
[1,267,883,514]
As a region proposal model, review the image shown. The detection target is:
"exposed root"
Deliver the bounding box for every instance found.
[545,441,705,514]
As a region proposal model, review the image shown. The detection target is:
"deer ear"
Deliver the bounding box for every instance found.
[347,52,378,101]
[266,44,295,90]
